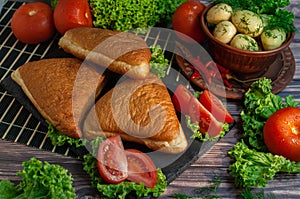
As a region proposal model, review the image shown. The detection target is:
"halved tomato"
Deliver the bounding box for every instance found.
[125,149,157,188]
[172,84,194,115]
[189,96,223,137]
[199,90,234,123]
[97,136,128,184]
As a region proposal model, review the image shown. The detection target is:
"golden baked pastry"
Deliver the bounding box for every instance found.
[83,74,188,154]
[58,27,151,79]
[11,58,107,138]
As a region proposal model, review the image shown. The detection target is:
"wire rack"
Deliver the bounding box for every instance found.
[0,1,183,158]
[0,1,72,155]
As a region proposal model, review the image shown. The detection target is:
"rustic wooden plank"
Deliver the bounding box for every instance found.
[162,128,300,198]
[0,1,300,199]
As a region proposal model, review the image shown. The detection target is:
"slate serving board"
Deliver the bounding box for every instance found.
[0,48,228,186]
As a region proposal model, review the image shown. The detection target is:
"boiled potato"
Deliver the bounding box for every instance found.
[206,3,233,24]
[261,28,287,50]
[230,34,259,51]
[231,10,263,37]
[213,21,237,43]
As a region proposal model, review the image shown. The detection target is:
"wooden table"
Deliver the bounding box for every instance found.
[0,1,299,198]
[162,2,300,198]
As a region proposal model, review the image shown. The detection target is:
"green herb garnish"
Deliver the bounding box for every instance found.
[228,141,300,188]
[240,78,300,151]
[241,187,277,199]
[169,175,222,199]
[210,0,297,33]
[46,121,86,148]
[150,45,169,79]
[88,0,185,31]
[169,193,194,199]
[186,115,228,142]
[82,137,167,199]
[0,157,76,199]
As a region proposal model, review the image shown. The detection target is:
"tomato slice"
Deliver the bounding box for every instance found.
[199,90,234,123]
[97,136,128,184]
[125,149,157,188]
[189,96,223,137]
[172,84,194,115]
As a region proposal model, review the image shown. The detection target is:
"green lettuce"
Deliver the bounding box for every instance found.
[186,115,229,142]
[150,45,169,79]
[228,141,300,188]
[88,0,185,31]
[46,121,86,148]
[0,180,20,199]
[228,78,300,188]
[240,78,299,151]
[0,157,76,199]
[82,137,167,199]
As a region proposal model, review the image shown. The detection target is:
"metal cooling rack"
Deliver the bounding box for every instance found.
[0,1,73,156]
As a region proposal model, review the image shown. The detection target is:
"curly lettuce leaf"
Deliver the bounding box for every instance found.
[150,45,169,79]
[0,180,20,199]
[0,158,76,199]
[17,157,76,199]
[46,121,86,148]
[228,141,300,188]
[89,0,185,31]
[97,169,167,199]
[186,115,228,142]
[240,78,300,151]
[82,137,167,199]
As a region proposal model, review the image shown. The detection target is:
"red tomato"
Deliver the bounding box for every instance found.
[172,84,194,115]
[199,90,234,123]
[11,2,55,44]
[172,1,207,43]
[189,96,223,137]
[263,107,300,162]
[97,136,128,184]
[53,0,93,35]
[125,149,157,188]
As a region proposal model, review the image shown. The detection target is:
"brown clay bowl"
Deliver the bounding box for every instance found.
[200,4,295,79]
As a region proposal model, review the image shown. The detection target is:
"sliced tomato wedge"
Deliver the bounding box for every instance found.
[97,136,128,184]
[125,149,157,188]
[189,96,223,137]
[172,84,194,115]
[199,90,234,123]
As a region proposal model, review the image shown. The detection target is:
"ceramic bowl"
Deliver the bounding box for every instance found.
[200,4,295,79]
